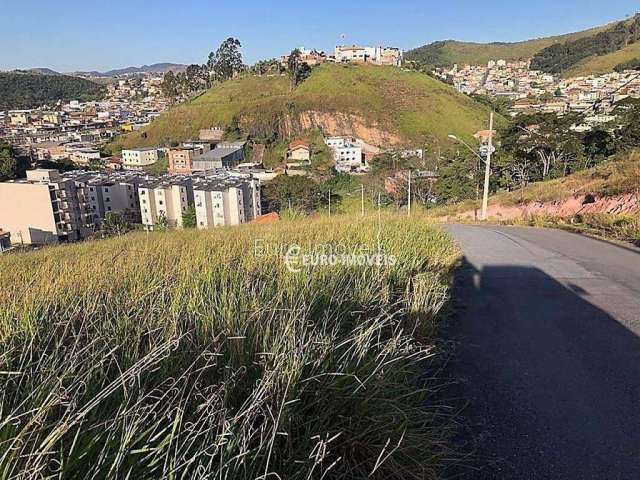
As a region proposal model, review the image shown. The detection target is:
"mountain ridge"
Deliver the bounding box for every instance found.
[405,16,635,69]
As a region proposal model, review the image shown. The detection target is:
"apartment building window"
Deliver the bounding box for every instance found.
[106,198,110,202]
[159,200,163,205]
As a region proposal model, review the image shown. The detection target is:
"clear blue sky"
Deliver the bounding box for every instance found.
[2,0,639,72]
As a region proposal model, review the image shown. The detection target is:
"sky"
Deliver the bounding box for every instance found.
[1,0,639,72]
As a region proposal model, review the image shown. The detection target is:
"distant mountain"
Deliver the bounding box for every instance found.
[72,63,187,78]
[26,68,62,76]
[405,17,632,69]
[0,73,105,111]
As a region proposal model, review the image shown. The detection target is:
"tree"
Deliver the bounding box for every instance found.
[182,206,197,229]
[287,49,312,89]
[101,212,129,237]
[207,38,244,82]
[155,213,169,231]
[262,175,324,213]
[161,71,178,99]
[0,142,28,181]
[583,130,616,166]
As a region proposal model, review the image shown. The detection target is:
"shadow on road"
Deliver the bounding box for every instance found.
[442,258,640,480]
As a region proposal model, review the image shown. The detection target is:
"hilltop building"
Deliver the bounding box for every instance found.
[334,45,403,67]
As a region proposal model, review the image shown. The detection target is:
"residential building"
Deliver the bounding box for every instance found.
[0,169,94,245]
[334,45,403,67]
[121,148,159,169]
[287,140,311,162]
[169,142,245,173]
[192,175,261,229]
[324,137,367,173]
[69,147,101,165]
[138,177,193,229]
[64,171,143,224]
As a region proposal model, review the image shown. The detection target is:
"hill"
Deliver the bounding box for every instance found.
[531,15,640,75]
[562,42,640,78]
[72,63,187,77]
[111,63,496,152]
[0,214,459,478]
[0,72,105,110]
[405,22,609,67]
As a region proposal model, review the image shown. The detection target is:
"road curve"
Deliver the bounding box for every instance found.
[442,225,640,479]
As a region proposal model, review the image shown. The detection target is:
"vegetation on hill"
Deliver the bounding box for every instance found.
[0,72,105,110]
[531,15,640,74]
[562,41,640,77]
[405,23,609,67]
[110,63,495,153]
[0,214,459,479]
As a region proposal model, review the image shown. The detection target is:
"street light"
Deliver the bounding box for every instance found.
[448,111,495,221]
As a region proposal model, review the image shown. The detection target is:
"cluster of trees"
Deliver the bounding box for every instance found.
[438,100,640,204]
[161,43,316,99]
[0,73,105,111]
[161,38,245,99]
[0,142,29,181]
[531,15,640,73]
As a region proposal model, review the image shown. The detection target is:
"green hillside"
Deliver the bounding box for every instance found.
[562,41,640,78]
[111,63,496,152]
[531,15,640,74]
[0,72,105,110]
[405,23,609,67]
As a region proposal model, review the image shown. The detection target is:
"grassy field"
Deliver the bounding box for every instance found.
[108,63,495,154]
[405,22,610,67]
[563,42,640,78]
[0,214,459,479]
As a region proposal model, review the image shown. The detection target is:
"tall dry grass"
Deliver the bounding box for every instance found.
[0,214,459,479]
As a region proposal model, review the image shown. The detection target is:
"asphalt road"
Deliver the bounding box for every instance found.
[442,225,640,479]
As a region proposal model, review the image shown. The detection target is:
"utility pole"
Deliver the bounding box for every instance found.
[407,170,412,217]
[361,184,365,217]
[481,112,494,221]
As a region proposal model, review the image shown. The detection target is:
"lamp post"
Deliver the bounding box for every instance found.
[448,111,495,221]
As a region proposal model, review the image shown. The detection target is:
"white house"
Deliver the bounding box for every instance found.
[122,148,159,169]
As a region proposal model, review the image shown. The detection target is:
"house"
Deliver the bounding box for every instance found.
[324,137,367,173]
[0,169,94,245]
[334,45,403,67]
[287,140,311,163]
[169,142,245,174]
[121,148,159,169]
[70,148,101,165]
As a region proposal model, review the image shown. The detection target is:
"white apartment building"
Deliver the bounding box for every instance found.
[324,137,367,173]
[121,148,159,169]
[69,148,101,165]
[0,169,94,245]
[193,176,261,229]
[63,171,142,224]
[138,178,193,229]
[334,45,403,67]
